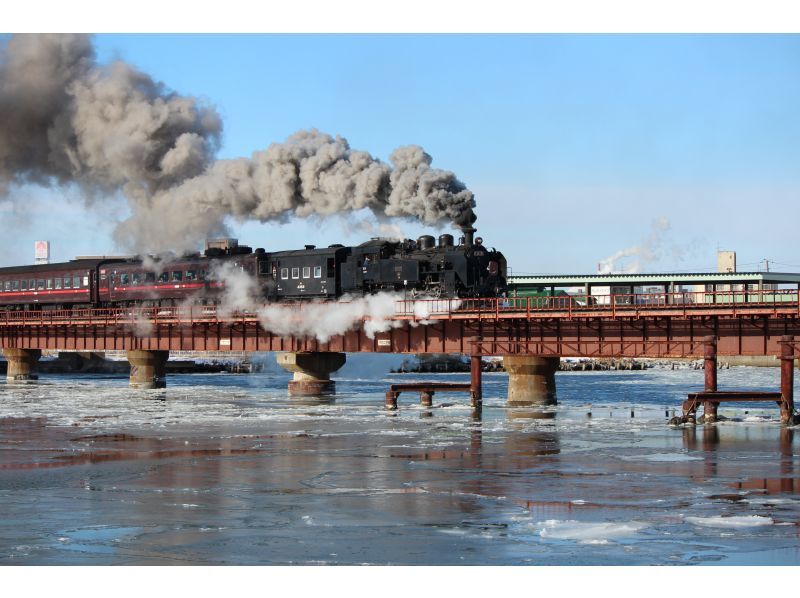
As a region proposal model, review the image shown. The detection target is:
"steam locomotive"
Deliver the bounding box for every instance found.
[0,226,506,309]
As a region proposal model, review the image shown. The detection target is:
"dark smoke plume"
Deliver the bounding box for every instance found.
[0,34,221,200]
[1,34,476,254]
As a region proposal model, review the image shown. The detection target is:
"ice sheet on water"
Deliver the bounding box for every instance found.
[537,519,647,544]
[621,452,703,462]
[685,515,774,528]
[744,497,800,506]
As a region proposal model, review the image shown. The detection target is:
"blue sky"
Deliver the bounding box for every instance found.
[3,34,800,273]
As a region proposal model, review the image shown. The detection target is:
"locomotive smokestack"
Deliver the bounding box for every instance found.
[462,226,476,248]
[458,207,478,248]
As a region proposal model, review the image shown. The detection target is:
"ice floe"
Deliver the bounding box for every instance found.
[685,515,774,528]
[538,519,647,544]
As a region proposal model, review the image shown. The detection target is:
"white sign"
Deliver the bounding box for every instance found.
[377,339,391,347]
[34,240,50,264]
[220,339,231,346]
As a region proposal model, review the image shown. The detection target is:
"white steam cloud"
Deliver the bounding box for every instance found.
[597,217,671,274]
[210,261,400,342]
[208,262,459,342]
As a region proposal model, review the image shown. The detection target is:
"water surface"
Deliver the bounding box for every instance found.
[1,357,799,565]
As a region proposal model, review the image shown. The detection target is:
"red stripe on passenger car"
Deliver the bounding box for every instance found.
[113,283,206,292]
[0,288,88,298]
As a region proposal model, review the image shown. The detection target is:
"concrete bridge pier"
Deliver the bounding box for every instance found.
[127,350,169,389]
[3,348,41,382]
[504,356,559,406]
[277,352,346,396]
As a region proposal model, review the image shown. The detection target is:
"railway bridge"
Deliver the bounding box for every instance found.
[2,280,800,420]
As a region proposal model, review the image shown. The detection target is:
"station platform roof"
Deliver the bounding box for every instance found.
[508,272,800,288]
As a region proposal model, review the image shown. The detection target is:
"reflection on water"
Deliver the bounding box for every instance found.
[733,478,800,495]
[1,365,800,564]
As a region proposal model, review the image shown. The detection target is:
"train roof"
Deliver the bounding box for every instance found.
[0,258,126,276]
[271,246,351,258]
[357,238,397,247]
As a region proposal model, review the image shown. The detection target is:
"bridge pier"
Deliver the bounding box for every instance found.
[3,348,41,382]
[127,350,169,389]
[781,335,795,424]
[277,351,346,396]
[702,336,718,423]
[504,356,559,406]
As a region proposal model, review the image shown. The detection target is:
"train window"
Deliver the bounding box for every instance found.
[281,268,289,280]
[291,267,299,279]
[145,272,156,284]
[12,280,19,291]
[2,281,8,291]
[29,279,35,291]
[302,266,311,279]
[200,270,207,281]
[54,278,62,290]
[326,258,335,278]
[76,276,84,288]
[20,280,26,291]
[63,277,71,289]
[171,271,183,282]
[185,270,196,281]
[314,266,322,278]
[37,279,45,290]
[46,279,53,290]
[158,272,169,283]
[119,273,128,286]
[132,273,141,286]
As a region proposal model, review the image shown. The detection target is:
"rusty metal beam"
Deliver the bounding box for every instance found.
[1,302,800,359]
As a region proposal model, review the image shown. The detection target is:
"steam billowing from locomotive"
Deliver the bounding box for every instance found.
[0,34,477,254]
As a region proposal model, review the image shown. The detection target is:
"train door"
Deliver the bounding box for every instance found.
[95,267,109,305]
[89,270,97,305]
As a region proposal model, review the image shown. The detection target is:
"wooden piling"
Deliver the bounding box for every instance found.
[470,354,482,409]
[781,335,795,424]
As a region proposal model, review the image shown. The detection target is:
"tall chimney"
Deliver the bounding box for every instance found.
[458,207,478,249]
[462,226,476,248]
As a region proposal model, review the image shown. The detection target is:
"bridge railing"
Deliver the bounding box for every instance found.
[396,288,800,318]
[0,288,798,325]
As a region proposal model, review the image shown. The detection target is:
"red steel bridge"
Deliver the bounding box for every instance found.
[1,288,799,357]
[2,288,800,419]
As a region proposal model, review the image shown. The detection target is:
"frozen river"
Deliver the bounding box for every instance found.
[1,356,800,565]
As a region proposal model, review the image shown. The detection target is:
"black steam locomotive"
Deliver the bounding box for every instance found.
[0,227,506,309]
